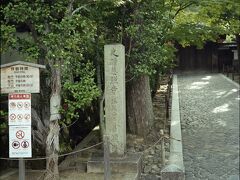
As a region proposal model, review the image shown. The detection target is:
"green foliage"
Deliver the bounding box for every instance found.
[172,0,240,47]
[61,62,100,124]
[1,0,239,134]
[0,24,17,52]
[59,139,72,154]
[0,122,7,131]
[0,110,7,117]
[0,110,7,131]
[1,0,101,126]
[123,1,178,76]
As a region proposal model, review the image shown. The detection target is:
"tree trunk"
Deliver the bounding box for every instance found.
[45,65,61,180]
[126,74,154,138]
[95,29,105,139]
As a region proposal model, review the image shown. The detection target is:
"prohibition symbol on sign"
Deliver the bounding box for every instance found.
[21,141,29,148]
[24,114,30,120]
[12,141,20,149]
[10,102,16,109]
[17,102,23,109]
[16,130,25,139]
[24,102,30,109]
[17,114,23,120]
[10,114,16,120]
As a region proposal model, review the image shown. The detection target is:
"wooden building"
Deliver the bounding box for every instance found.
[176,42,238,73]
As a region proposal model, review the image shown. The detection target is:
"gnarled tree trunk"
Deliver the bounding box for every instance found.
[126,74,154,139]
[44,65,61,180]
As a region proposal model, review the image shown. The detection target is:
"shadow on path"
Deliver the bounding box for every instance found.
[178,73,239,180]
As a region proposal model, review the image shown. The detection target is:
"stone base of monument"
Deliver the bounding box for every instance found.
[161,164,185,180]
[58,126,142,180]
[87,152,142,180]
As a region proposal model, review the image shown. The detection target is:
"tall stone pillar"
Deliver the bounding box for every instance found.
[104,44,126,156]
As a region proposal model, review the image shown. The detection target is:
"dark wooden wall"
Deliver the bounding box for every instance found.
[177,42,215,71]
[176,42,236,72]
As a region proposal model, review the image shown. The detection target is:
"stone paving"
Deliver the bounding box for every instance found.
[178,73,239,180]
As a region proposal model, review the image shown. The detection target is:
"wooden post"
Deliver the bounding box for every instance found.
[104,135,111,180]
[160,130,165,166]
[232,68,234,80]
[164,94,168,130]
[164,76,171,129]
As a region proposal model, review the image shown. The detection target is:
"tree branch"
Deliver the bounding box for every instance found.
[174,2,196,18]
[65,0,75,17]
[72,4,90,15]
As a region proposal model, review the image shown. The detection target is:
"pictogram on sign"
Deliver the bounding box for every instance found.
[24,102,30,109]
[24,114,30,120]
[16,130,25,139]
[17,102,23,109]
[21,141,29,148]
[10,102,16,109]
[17,114,23,120]
[10,114,16,120]
[12,141,20,149]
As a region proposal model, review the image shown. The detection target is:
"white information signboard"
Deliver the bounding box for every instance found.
[0,61,45,94]
[9,126,32,158]
[8,93,31,126]
[1,65,40,93]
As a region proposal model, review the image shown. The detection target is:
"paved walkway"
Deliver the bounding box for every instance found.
[178,73,239,180]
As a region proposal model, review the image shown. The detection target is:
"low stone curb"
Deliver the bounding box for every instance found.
[220,73,240,88]
[161,75,185,180]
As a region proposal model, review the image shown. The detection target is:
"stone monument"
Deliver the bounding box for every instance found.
[87,45,141,179]
[104,44,126,156]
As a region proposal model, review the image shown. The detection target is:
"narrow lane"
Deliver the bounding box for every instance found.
[178,73,239,180]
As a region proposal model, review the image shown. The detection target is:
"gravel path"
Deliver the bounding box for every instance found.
[178,73,239,180]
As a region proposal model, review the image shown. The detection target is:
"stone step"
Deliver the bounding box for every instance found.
[59,161,87,172]
[59,152,91,171]
[61,171,139,180]
[140,174,161,180]
[0,169,139,180]
[87,152,142,174]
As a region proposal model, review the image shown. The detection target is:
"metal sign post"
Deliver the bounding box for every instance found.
[19,158,25,180]
[9,95,32,180]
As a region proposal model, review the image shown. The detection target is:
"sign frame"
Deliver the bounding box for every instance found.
[0,61,45,94]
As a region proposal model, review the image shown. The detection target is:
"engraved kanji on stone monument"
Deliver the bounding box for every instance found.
[104,44,126,156]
